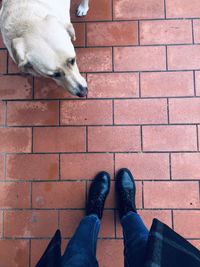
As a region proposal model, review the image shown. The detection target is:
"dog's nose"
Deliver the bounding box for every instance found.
[76,85,88,97]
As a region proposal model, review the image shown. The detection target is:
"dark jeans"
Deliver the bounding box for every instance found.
[121,212,149,267]
[62,212,149,267]
[62,214,100,267]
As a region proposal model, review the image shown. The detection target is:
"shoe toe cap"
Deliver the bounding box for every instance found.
[116,168,135,189]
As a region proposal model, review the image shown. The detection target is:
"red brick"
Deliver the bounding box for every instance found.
[7,101,59,126]
[0,75,33,100]
[61,239,70,256]
[193,19,200,43]
[0,240,29,267]
[144,181,200,208]
[32,181,86,208]
[8,56,20,74]
[114,99,168,124]
[87,73,139,98]
[195,71,200,96]
[0,182,30,208]
[114,46,166,71]
[73,23,85,47]
[174,210,200,238]
[143,126,197,152]
[166,0,200,18]
[169,98,200,123]
[171,153,200,180]
[0,128,32,153]
[34,77,77,99]
[134,181,143,209]
[189,240,200,250]
[0,35,5,48]
[103,181,115,209]
[0,155,4,179]
[97,240,123,267]
[136,182,148,209]
[115,153,170,180]
[168,45,200,70]
[60,210,84,237]
[198,126,200,150]
[0,50,7,73]
[0,211,2,237]
[4,210,58,238]
[76,48,112,72]
[139,210,172,228]
[116,210,172,238]
[0,101,5,125]
[71,0,112,22]
[88,126,141,152]
[99,210,115,238]
[114,0,164,20]
[140,20,192,45]
[33,127,86,153]
[141,71,194,97]
[60,100,113,125]
[87,21,138,46]
[61,153,114,180]
[31,240,49,267]
[6,154,59,180]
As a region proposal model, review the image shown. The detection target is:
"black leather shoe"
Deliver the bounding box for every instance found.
[86,171,110,220]
[115,168,137,219]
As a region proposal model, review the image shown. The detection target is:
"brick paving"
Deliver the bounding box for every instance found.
[0,0,200,266]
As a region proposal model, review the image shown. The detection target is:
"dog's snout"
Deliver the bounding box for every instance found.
[76,85,88,97]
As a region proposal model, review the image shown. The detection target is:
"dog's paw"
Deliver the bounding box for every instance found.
[76,4,89,17]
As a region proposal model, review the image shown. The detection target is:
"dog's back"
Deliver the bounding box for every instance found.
[0,0,70,53]
[0,0,88,96]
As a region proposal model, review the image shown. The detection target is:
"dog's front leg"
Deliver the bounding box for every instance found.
[76,0,89,16]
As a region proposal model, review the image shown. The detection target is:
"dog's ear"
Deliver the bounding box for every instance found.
[65,23,76,41]
[11,38,29,68]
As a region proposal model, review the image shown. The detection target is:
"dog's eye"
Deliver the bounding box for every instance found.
[49,72,62,78]
[24,62,33,69]
[68,58,75,66]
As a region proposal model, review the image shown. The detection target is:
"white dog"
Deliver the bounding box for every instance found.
[0,0,89,97]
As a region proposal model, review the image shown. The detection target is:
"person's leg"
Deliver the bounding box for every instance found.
[121,211,149,267]
[116,168,149,267]
[62,214,100,267]
[62,171,110,267]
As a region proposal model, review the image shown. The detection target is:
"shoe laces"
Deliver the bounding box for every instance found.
[119,189,134,206]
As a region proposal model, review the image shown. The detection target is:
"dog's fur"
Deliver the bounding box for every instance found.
[0,0,89,97]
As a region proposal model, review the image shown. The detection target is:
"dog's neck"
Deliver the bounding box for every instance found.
[0,0,71,51]
[1,0,71,28]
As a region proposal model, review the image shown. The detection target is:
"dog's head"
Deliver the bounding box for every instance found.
[11,15,87,97]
